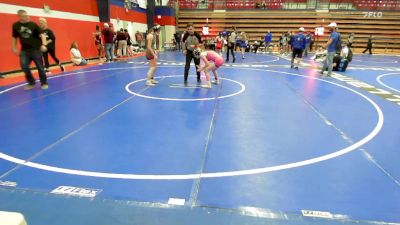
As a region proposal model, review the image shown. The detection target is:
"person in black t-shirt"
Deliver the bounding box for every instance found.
[362,35,373,55]
[124,29,133,56]
[12,10,48,90]
[182,23,203,84]
[174,32,181,51]
[38,17,65,74]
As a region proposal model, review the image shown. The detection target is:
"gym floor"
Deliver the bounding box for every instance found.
[0,52,399,225]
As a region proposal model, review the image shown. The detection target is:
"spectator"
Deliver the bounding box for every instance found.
[287,31,294,51]
[237,32,248,59]
[70,42,87,66]
[311,45,327,62]
[362,35,373,55]
[280,32,289,55]
[38,17,64,74]
[93,25,104,64]
[101,23,116,62]
[215,33,224,55]
[347,33,354,48]
[135,30,144,49]
[264,31,272,53]
[309,32,315,51]
[180,31,186,52]
[116,28,127,57]
[174,31,181,51]
[290,27,306,70]
[226,27,237,62]
[320,22,340,77]
[304,32,312,57]
[221,28,229,53]
[252,40,263,53]
[12,10,48,90]
[221,28,229,39]
[333,43,352,72]
[125,29,133,56]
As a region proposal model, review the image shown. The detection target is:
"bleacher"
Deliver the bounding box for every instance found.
[354,0,400,11]
[173,0,400,53]
[173,0,400,11]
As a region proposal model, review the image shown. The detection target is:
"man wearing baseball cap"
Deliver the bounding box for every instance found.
[290,27,306,70]
[320,22,340,77]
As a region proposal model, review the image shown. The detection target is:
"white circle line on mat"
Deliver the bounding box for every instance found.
[377,73,400,94]
[125,75,245,101]
[0,67,384,180]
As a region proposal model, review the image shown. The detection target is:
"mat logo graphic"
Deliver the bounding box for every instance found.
[51,186,102,198]
[0,180,17,187]
[332,73,400,106]
[301,210,333,218]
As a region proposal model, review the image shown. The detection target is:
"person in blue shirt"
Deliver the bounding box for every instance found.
[320,22,340,77]
[290,27,306,70]
[264,31,272,53]
[221,28,230,53]
[221,28,229,38]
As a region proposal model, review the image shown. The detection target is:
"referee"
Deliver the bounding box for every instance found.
[182,23,202,84]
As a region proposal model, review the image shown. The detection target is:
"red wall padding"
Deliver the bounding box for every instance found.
[154,15,176,26]
[110,5,147,24]
[1,13,100,72]
[0,1,149,72]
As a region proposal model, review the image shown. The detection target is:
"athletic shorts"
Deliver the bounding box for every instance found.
[214,56,224,68]
[292,48,303,58]
[238,40,246,48]
[145,50,154,60]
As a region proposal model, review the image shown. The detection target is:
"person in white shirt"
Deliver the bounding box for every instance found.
[340,44,349,59]
[311,46,326,62]
[70,42,87,66]
[333,42,351,68]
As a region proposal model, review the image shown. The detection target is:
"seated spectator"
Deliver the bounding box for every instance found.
[130,45,140,53]
[333,43,352,72]
[252,41,263,53]
[70,42,88,66]
[311,45,326,62]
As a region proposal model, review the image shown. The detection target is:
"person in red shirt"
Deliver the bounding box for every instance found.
[215,33,224,55]
[101,23,115,62]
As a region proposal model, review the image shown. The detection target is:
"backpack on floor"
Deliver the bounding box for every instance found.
[337,58,349,72]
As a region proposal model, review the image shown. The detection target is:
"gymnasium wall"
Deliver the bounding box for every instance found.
[155,7,177,48]
[0,0,148,73]
[110,0,148,44]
